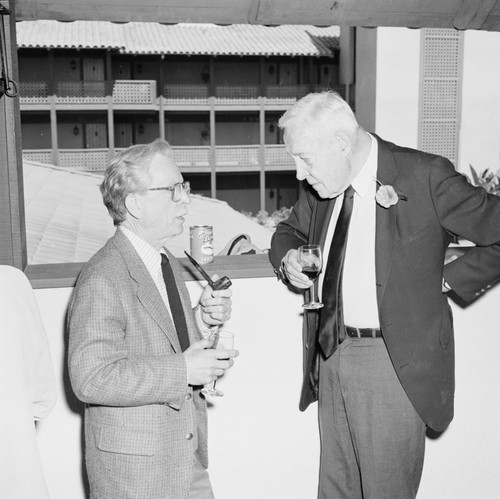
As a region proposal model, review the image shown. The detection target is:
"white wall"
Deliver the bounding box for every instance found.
[375,27,421,149]
[458,30,500,176]
[419,286,500,499]
[33,278,320,499]
[375,27,500,178]
[33,276,500,498]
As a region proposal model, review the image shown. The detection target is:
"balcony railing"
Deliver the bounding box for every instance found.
[164,83,344,105]
[22,149,110,172]
[59,149,110,171]
[112,80,157,105]
[19,81,49,103]
[216,145,260,166]
[171,146,211,167]
[20,80,345,107]
[22,149,53,165]
[19,80,157,105]
[56,81,107,104]
[265,144,295,165]
[164,84,210,104]
[215,86,260,104]
[23,145,294,171]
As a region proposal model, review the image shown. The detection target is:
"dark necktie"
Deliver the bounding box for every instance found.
[317,185,355,358]
[160,253,190,352]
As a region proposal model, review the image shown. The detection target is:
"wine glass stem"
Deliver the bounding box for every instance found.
[209,326,221,391]
[313,280,319,303]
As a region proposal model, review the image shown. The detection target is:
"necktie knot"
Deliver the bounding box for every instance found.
[344,185,355,199]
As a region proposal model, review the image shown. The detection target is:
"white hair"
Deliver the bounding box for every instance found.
[278,91,359,144]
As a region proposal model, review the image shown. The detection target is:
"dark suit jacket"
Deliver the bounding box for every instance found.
[68,228,207,498]
[269,135,500,432]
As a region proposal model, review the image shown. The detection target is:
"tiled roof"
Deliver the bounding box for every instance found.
[23,161,272,265]
[17,21,339,57]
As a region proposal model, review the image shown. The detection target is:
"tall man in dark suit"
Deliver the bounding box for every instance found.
[269,91,500,498]
[68,139,238,498]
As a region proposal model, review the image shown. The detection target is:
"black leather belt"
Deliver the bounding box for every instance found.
[345,326,382,339]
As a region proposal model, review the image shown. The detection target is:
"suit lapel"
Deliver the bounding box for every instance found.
[312,196,337,248]
[374,136,399,307]
[113,229,182,351]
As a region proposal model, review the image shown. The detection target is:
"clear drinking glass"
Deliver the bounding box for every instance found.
[298,244,324,309]
[201,330,235,397]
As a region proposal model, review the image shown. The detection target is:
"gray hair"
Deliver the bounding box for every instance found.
[278,91,359,144]
[100,138,173,226]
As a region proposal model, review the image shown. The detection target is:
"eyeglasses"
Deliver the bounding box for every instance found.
[147,181,191,202]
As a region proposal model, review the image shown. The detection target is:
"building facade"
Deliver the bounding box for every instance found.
[17,21,346,213]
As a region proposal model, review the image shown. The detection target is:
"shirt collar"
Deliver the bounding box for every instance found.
[120,225,164,276]
[351,133,378,199]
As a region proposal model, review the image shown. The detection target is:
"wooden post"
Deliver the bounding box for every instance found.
[209,96,216,199]
[106,50,114,160]
[48,50,59,165]
[158,55,165,140]
[259,98,266,212]
[354,27,377,131]
[0,0,26,268]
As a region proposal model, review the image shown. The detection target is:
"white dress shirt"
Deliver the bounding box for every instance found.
[320,134,380,328]
[121,225,171,310]
[121,226,212,336]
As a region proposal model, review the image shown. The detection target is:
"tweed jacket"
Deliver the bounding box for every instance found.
[269,135,500,432]
[68,228,207,499]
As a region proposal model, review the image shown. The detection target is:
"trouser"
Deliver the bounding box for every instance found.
[318,337,426,499]
[189,454,215,499]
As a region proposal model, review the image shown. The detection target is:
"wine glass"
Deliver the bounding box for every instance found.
[298,244,324,309]
[201,330,235,397]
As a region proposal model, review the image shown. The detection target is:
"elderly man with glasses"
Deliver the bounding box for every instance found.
[68,138,238,499]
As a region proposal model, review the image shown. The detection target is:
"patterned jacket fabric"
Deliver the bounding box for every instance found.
[68,228,207,499]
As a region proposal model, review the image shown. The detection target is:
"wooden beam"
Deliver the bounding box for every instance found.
[482,12,500,30]
[255,0,463,27]
[454,0,499,29]
[13,0,500,31]
[247,0,261,24]
[15,1,254,24]
[0,0,26,269]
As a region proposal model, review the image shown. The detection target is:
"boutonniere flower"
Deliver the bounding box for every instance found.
[374,179,408,208]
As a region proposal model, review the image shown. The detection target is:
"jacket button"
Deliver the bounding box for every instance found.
[186,433,194,440]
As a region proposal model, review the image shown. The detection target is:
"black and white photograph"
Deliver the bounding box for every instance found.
[1,1,500,498]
